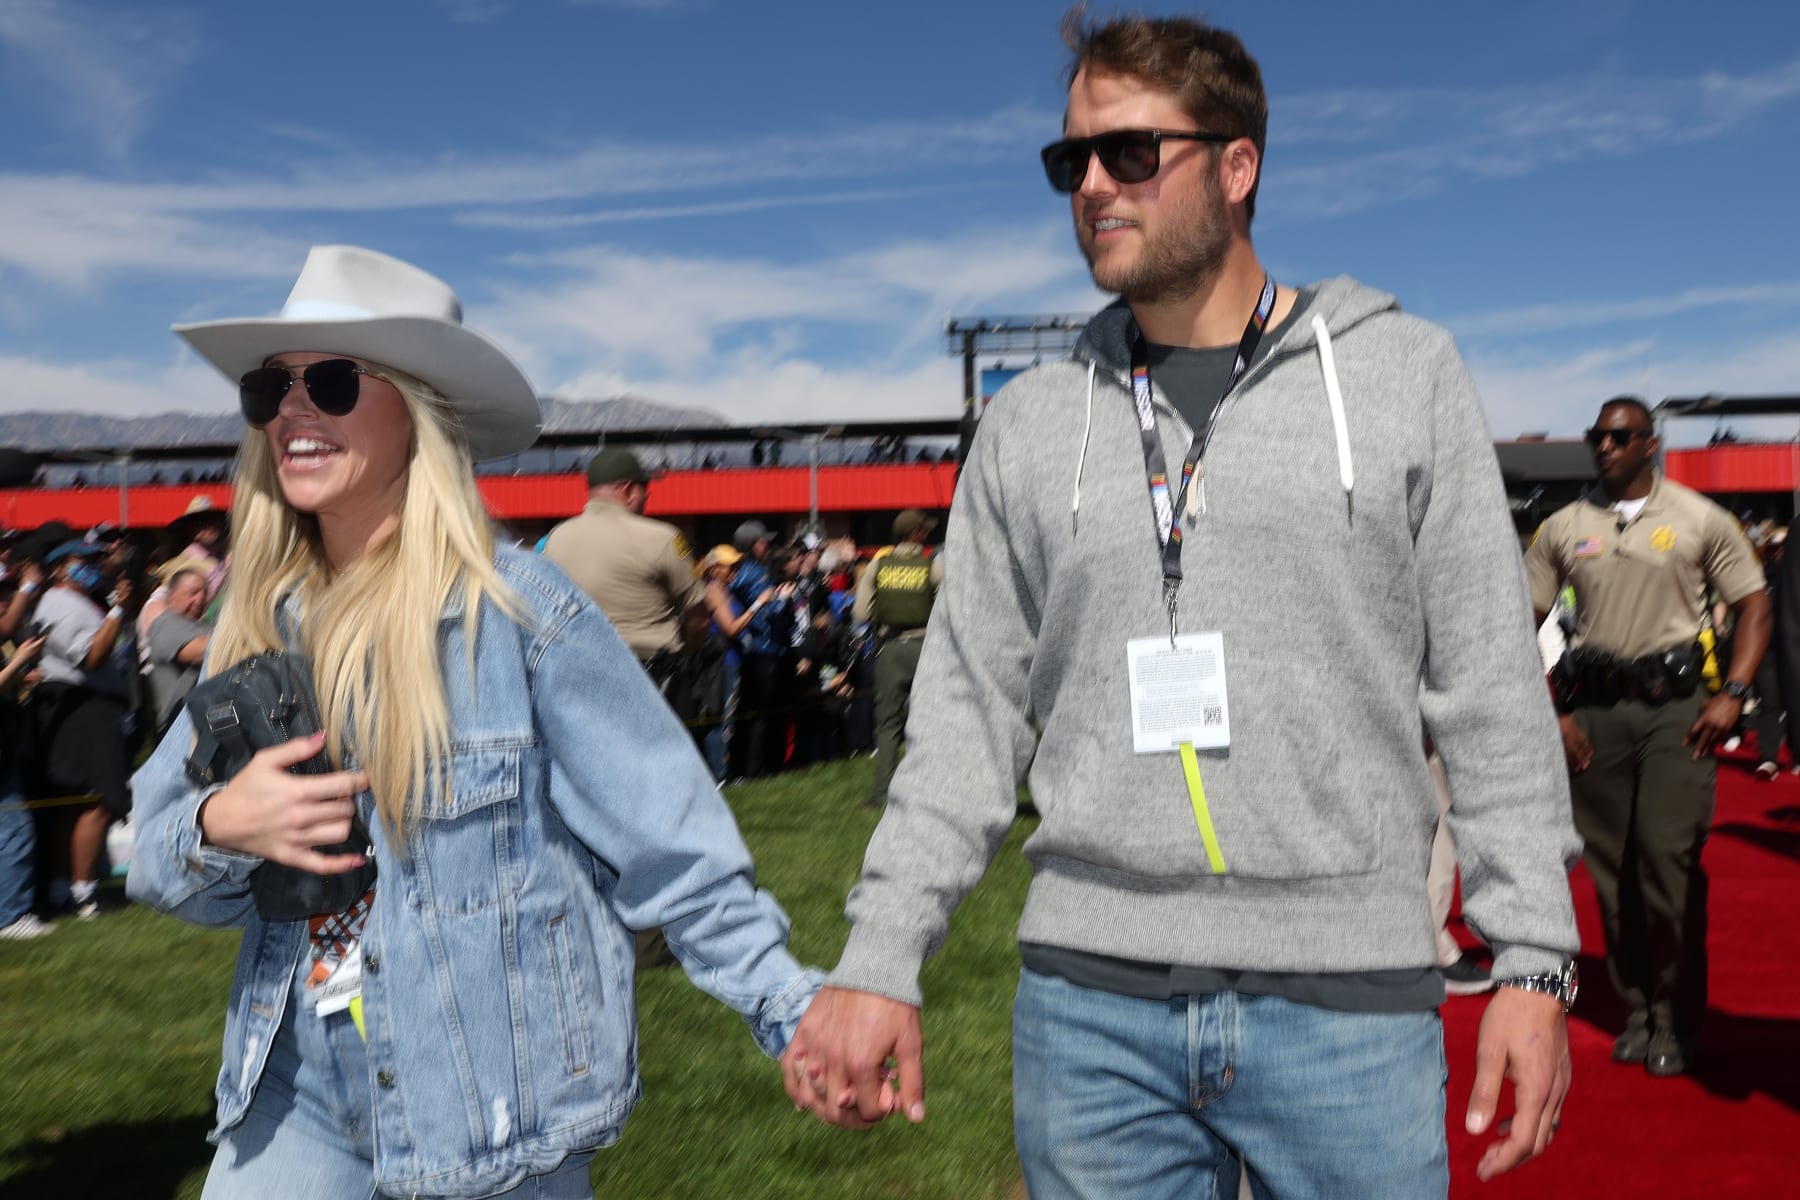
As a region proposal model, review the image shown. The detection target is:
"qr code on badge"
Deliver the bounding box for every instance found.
[1203,705,1222,726]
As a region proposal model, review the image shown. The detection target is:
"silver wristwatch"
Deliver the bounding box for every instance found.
[1497,959,1579,1012]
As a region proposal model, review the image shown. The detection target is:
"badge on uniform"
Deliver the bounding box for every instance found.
[1574,537,1604,558]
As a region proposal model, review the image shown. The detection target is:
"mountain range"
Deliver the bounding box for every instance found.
[0,395,726,453]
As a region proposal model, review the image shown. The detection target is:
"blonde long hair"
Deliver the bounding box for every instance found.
[207,367,520,836]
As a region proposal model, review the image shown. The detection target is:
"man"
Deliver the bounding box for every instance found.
[783,13,1580,1196]
[852,509,943,808]
[146,568,210,735]
[544,447,700,970]
[542,446,698,667]
[1525,397,1768,1077]
[727,519,789,778]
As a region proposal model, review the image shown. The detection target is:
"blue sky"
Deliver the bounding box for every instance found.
[2,0,1797,444]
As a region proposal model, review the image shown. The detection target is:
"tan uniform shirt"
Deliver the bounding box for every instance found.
[852,542,944,638]
[1523,474,1763,661]
[543,499,699,660]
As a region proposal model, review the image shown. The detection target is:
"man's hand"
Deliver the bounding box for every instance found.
[1557,714,1593,774]
[1684,693,1743,761]
[1466,987,1571,1182]
[781,985,924,1129]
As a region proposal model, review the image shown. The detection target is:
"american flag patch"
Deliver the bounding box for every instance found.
[1574,537,1604,558]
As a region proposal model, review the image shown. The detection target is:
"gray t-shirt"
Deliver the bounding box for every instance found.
[147,609,209,732]
[34,586,126,697]
[1146,287,1315,443]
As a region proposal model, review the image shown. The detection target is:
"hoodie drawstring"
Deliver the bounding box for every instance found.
[1072,315,1356,534]
[1311,314,1355,516]
[1072,360,1096,533]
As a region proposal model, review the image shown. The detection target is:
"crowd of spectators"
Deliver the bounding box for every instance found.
[688,523,876,783]
[0,494,931,941]
[0,501,229,938]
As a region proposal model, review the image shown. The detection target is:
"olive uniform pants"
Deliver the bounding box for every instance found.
[1570,690,1715,1040]
[866,635,923,806]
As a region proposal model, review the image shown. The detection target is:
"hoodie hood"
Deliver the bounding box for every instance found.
[1066,276,1400,529]
[1071,275,1401,377]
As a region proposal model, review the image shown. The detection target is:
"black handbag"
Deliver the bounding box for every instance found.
[183,651,378,922]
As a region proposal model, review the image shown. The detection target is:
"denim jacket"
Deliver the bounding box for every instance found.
[127,545,821,1198]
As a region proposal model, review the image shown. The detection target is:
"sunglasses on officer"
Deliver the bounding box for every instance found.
[1583,427,1654,450]
[238,358,384,427]
[1040,128,1234,194]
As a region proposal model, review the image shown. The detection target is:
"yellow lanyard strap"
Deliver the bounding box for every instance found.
[1179,742,1228,875]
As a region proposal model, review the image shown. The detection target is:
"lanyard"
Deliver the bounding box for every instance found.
[1128,274,1276,638]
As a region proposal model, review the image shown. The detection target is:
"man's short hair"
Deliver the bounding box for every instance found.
[1599,395,1655,428]
[165,568,205,594]
[1060,6,1268,223]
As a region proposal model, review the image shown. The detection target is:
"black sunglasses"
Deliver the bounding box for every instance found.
[1040,128,1234,193]
[239,358,379,427]
[1584,427,1653,449]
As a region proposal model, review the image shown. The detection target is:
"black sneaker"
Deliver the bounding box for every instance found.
[1441,954,1496,996]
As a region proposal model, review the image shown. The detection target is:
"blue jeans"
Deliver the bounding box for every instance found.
[0,790,35,927]
[1013,967,1448,1200]
[203,968,595,1199]
[701,653,740,783]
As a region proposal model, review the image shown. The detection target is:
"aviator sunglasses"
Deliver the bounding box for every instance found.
[1583,427,1653,450]
[1040,128,1234,193]
[239,358,381,427]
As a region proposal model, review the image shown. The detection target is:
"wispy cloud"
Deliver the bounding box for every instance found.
[0,351,228,418]
[485,221,1087,372]
[429,0,514,22]
[0,0,199,157]
[1470,329,1800,441]
[1445,281,1800,339]
[0,107,1050,288]
[1269,56,1800,219]
[456,183,994,229]
[471,223,1096,421]
[433,0,703,21]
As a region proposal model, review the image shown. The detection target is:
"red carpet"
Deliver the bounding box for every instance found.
[1442,758,1800,1196]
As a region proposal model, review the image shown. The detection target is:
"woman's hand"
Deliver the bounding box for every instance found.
[199,732,371,872]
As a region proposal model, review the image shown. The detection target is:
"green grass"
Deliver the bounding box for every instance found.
[0,758,1032,1199]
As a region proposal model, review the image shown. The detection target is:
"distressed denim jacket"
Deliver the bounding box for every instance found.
[127,545,821,1198]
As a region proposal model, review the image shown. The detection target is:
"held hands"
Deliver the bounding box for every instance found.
[782,986,926,1130]
[1465,987,1571,1182]
[1556,714,1593,774]
[198,732,370,874]
[1684,693,1743,761]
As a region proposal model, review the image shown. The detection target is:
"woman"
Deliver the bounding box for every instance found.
[693,546,769,782]
[32,540,135,919]
[128,246,819,1199]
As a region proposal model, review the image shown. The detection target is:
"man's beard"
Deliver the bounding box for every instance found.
[1080,171,1231,305]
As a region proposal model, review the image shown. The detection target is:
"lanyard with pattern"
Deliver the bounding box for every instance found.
[1127,274,1277,638]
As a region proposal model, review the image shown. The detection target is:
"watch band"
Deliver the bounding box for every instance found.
[1723,680,1752,700]
[1497,959,1579,1012]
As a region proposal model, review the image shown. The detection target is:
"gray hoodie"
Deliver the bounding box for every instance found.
[831,277,1580,1007]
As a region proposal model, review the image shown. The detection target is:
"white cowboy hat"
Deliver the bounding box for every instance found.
[173,244,542,461]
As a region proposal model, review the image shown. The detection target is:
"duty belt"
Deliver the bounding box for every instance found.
[1550,642,1705,711]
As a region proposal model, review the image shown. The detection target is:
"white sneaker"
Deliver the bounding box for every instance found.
[1722,736,1743,753]
[0,913,55,940]
[75,899,100,921]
